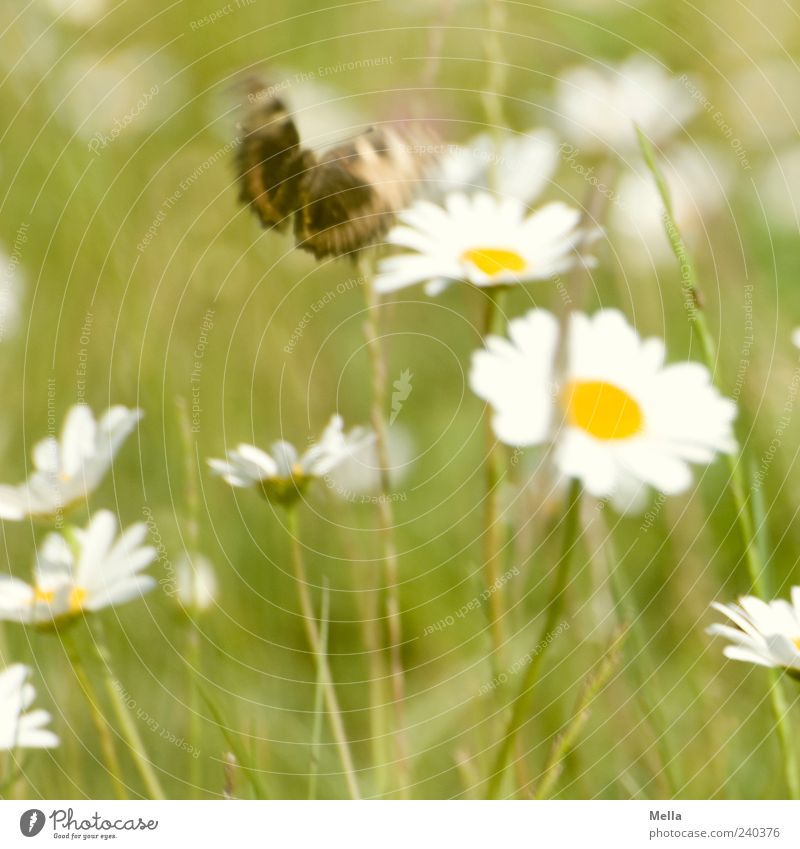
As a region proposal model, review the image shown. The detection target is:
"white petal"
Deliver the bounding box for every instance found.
[60,405,97,476]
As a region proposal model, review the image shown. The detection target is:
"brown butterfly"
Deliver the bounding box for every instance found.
[235,79,434,259]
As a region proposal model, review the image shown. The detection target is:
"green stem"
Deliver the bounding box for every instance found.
[286,505,362,800]
[360,257,410,796]
[89,627,165,799]
[186,627,202,796]
[638,128,799,800]
[482,0,508,136]
[604,530,682,795]
[487,479,582,798]
[308,581,330,800]
[533,626,626,799]
[176,396,205,797]
[196,684,268,799]
[62,630,127,800]
[481,290,508,671]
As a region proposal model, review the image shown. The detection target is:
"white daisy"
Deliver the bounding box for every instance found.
[174,552,218,614]
[433,130,559,205]
[0,664,59,750]
[470,308,736,509]
[375,192,594,296]
[708,590,800,673]
[0,510,156,626]
[555,55,698,153]
[209,415,374,504]
[0,405,142,521]
[324,424,413,499]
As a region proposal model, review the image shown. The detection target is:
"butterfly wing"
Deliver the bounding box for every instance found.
[236,91,315,230]
[295,128,430,259]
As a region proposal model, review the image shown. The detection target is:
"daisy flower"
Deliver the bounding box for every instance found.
[708,590,800,674]
[0,510,156,626]
[434,130,559,205]
[555,55,698,153]
[208,414,374,504]
[325,424,413,499]
[0,404,142,521]
[375,193,594,296]
[0,664,59,751]
[174,552,218,614]
[470,308,736,510]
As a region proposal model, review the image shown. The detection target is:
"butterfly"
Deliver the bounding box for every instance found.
[235,79,434,259]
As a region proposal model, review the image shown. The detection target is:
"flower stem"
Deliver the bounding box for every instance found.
[196,684,268,799]
[603,524,682,796]
[481,290,509,671]
[360,257,411,796]
[482,0,508,134]
[176,396,205,797]
[88,626,165,799]
[638,128,800,800]
[285,504,362,800]
[487,479,582,798]
[308,580,330,800]
[62,630,128,800]
[533,625,627,799]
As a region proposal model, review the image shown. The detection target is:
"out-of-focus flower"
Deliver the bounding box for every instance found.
[611,145,733,263]
[0,510,156,626]
[759,146,800,233]
[325,424,414,499]
[53,49,180,148]
[0,664,59,750]
[726,60,800,148]
[209,415,374,505]
[45,0,106,25]
[470,308,736,510]
[708,590,800,674]
[555,55,697,153]
[0,405,142,521]
[174,552,218,614]
[433,130,560,205]
[792,328,800,350]
[0,242,25,341]
[375,193,595,296]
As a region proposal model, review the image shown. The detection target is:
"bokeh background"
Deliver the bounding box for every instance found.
[1,0,800,799]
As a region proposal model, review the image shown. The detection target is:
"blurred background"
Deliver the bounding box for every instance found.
[1,0,800,799]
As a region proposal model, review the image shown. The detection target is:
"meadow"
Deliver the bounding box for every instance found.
[1,0,800,800]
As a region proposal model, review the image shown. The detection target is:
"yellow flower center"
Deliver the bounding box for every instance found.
[33,586,54,604]
[461,247,527,277]
[69,587,88,613]
[793,637,800,652]
[33,585,87,615]
[561,380,644,440]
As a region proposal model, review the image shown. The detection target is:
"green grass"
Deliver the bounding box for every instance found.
[1,0,799,800]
